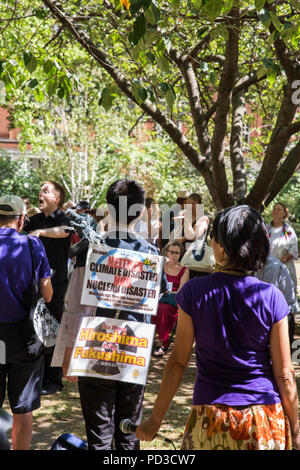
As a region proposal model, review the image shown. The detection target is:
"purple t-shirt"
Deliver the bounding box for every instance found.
[0,228,51,322]
[175,273,290,406]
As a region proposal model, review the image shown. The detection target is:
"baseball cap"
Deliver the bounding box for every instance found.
[0,195,27,216]
[75,200,90,211]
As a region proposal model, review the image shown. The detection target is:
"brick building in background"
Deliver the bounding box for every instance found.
[0,106,39,168]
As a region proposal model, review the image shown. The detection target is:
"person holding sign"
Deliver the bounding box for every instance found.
[136,205,300,450]
[64,179,167,450]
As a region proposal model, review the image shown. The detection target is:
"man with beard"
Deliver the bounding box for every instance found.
[25,181,71,395]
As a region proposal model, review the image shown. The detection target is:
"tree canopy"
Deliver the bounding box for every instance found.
[0,0,299,210]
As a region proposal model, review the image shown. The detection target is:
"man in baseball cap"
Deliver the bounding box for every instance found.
[0,195,27,216]
[0,194,52,449]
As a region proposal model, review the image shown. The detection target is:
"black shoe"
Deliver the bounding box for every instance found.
[41,382,63,396]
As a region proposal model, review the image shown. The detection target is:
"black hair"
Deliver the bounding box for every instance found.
[211,205,269,271]
[145,197,155,209]
[188,193,202,204]
[106,179,145,225]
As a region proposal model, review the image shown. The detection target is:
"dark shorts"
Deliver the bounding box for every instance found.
[0,322,44,414]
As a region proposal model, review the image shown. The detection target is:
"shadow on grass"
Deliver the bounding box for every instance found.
[6,334,300,451]
[27,342,196,451]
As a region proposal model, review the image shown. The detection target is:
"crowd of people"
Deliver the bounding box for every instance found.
[0,179,300,451]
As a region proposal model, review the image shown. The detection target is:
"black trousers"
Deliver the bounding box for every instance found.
[288,313,295,346]
[43,281,67,387]
[78,377,145,450]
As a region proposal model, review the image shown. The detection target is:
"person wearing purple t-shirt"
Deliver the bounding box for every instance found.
[136,205,300,450]
[0,195,52,450]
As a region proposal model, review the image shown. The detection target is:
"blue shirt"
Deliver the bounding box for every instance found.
[0,228,51,322]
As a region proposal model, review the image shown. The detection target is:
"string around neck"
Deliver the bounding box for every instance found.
[214,264,248,276]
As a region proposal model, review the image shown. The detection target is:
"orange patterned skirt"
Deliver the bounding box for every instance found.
[181,403,291,450]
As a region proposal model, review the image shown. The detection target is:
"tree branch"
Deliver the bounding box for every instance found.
[209,7,240,207]
[169,48,211,158]
[285,121,300,138]
[263,139,300,208]
[245,83,299,209]
[230,90,247,203]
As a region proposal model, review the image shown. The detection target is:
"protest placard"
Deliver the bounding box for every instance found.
[80,244,163,316]
[67,316,155,385]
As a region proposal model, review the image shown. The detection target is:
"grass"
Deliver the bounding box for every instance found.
[4,332,300,451]
[2,340,194,450]
[3,327,300,451]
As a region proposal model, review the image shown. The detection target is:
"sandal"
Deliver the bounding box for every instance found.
[153,346,165,357]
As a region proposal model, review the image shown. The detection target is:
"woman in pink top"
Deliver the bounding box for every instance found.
[152,241,189,357]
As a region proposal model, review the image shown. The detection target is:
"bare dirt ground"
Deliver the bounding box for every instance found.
[3,260,300,451]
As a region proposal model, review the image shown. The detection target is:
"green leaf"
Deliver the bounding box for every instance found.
[156,36,166,54]
[204,0,224,22]
[166,89,175,109]
[258,8,271,27]
[192,0,202,9]
[262,57,280,73]
[43,59,55,75]
[156,53,170,73]
[28,78,39,89]
[132,45,141,61]
[170,0,181,8]
[210,71,216,85]
[33,87,44,102]
[255,0,266,11]
[159,82,169,95]
[269,11,283,31]
[133,15,147,43]
[23,52,38,74]
[129,0,145,16]
[128,31,137,46]
[256,64,267,79]
[159,82,176,109]
[197,26,209,38]
[32,7,48,19]
[222,0,233,14]
[57,86,65,98]
[144,4,160,26]
[99,87,114,111]
[46,79,57,97]
[267,71,277,86]
[131,82,147,104]
[290,0,300,7]
[146,52,155,64]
